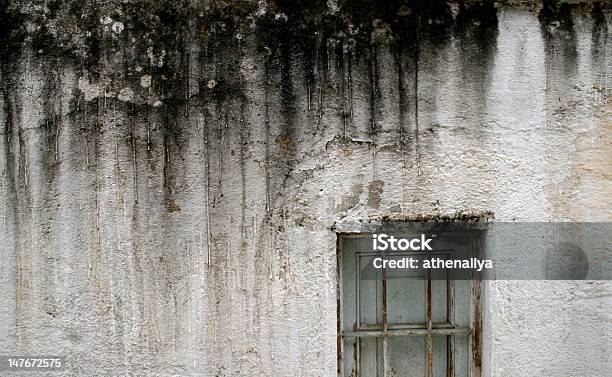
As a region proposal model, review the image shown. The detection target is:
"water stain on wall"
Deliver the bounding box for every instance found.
[0,1,610,376]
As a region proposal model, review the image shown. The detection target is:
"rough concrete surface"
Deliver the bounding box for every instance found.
[0,1,610,376]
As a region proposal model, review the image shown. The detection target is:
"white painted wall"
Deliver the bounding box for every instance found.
[0,3,610,376]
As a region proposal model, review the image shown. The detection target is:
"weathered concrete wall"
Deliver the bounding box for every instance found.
[0,1,610,376]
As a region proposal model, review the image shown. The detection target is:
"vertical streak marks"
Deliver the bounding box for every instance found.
[203,112,212,267]
[368,46,379,135]
[414,18,421,176]
[263,63,271,216]
[130,125,138,204]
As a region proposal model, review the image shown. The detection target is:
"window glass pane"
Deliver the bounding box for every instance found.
[387,337,426,376]
[432,335,449,377]
[451,280,471,328]
[387,277,426,325]
[358,254,382,327]
[432,279,449,324]
[359,338,383,376]
[342,337,357,377]
[451,334,471,376]
[342,238,358,332]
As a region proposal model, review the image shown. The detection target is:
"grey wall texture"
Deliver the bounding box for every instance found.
[0,1,610,376]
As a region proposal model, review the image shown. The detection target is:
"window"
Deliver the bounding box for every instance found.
[338,230,482,377]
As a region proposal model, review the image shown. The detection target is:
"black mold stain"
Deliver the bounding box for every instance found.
[160,103,181,201]
[368,45,381,135]
[255,11,301,198]
[238,94,249,290]
[539,0,576,35]
[453,1,499,122]
[1,0,506,148]
[0,0,25,65]
[538,0,577,47]
[395,46,408,162]
[336,0,453,47]
[455,1,498,52]
[414,0,454,45]
[196,4,250,104]
[540,0,578,77]
[3,1,460,93]
[1,69,18,205]
[591,2,606,25]
[540,0,571,27]
[591,2,608,66]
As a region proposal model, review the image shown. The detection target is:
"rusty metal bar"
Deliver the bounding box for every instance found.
[354,243,361,377]
[383,337,388,377]
[427,276,432,330]
[448,278,453,324]
[471,237,483,377]
[471,279,482,377]
[448,275,455,377]
[382,268,388,376]
[337,237,344,377]
[427,269,433,377]
[357,322,457,331]
[342,328,471,338]
[354,336,361,376]
[449,335,456,377]
[427,335,433,377]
